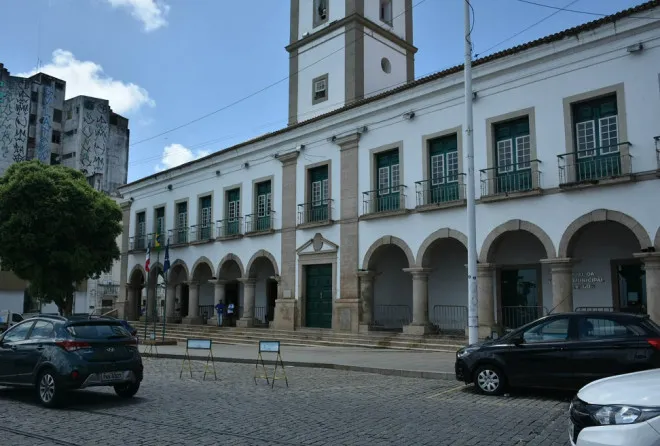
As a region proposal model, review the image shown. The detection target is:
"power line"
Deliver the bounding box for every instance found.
[128,0,428,149]
[513,0,660,20]
[126,36,660,202]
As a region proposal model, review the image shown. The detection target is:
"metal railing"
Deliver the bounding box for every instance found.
[245,211,275,233]
[480,160,541,196]
[168,227,189,245]
[198,305,215,319]
[415,175,465,206]
[297,200,333,225]
[99,284,119,296]
[557,143,631,185]
[362,185,406,215]
[501,305,548,330]
[371,304,412,330]
[190,223,214,242]
[216,218,243,238]
[431,305,467,333]
[129,234,149,251]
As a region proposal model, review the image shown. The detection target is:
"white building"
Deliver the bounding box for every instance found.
[117,0,660,337]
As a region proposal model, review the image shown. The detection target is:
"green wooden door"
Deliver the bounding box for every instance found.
[572,95,620,181]
[309,165,329,222]
[226,188,240,236]
[305,264,332,329]
[376,150,400,212]
[429,134,460,204]
[494,117,532,194]
[255,181,272,231]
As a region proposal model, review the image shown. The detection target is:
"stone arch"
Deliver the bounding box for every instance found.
[246,250,280,278]
[169,259,189,278]
[655,226,660,251]
[558,209,652,258]
[479,219,556,263]
[129,264,146,284]
[147,262,164,285]
[362,236,416,270]
[416,228,468,267]
[191,256,215,279]
[217,253,245,278]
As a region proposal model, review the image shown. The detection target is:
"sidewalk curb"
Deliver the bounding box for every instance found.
[140,352,455,381]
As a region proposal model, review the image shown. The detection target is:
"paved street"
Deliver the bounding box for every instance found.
[0,358,572,445]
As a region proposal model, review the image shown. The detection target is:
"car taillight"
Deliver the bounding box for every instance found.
[647,338,660,350]
[56,340,91,352]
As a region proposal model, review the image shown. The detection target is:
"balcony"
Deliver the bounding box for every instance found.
[557,142,631,187]
[362,185,407,218]
[129,234,149,251]
[168,227,189,245]
[415,174,465,209]
[245,211,275,234]
[479,160,541,200]
[190,223,214,244]
[99,283,119,296]
[655,136,659,175]
[297,200,333,227]
[216,217,243,239]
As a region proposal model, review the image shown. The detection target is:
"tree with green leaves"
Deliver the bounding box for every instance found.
[0,161,122,315]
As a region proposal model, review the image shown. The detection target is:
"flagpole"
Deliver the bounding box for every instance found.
[161,236,170,342]
[143,244,149,342]
[154,242,160,342]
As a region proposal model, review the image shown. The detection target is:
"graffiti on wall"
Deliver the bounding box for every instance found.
[36,83,54,164]
[0,78,30,175]
[79,100,108,176]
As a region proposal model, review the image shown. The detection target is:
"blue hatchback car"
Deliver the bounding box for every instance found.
[0,314,143,407]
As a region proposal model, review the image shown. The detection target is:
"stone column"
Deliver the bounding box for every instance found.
[477,263,495,339]
[237,278,257,328]
[634,252,660,325]
[145,283,157,323]
[116,200,131,320]
[541,258,574,313]
[402,268,432,335]
[182,280,203,325]
[127,286,140,321]
[165,284,176,322]
[207,279,227,325]
[333,133,361,333]
[357,270,376,332]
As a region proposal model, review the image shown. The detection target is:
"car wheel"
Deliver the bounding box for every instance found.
[473,364,506,396]
[37,369,61,408]
[114,381,140,398]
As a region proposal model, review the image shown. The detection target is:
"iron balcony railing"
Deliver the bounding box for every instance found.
[129,234,149,251]
[415,174,465,206]
[479,160,541,197]
[245,211,275,233]
[501,305,548,331]
[371,304,411,330]
[655,136,660,170]
[557,142,631,185]
[168,227,189,245]
[190,223,214,242]
[99,284,119,296]
[216,217,243,238]
[297,200,333,225]
[431,305,467,334]
[362,185,406,215]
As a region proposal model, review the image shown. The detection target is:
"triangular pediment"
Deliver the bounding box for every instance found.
[297,232,338,255]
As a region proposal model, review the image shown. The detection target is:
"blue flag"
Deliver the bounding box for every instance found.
[163,238,170,274]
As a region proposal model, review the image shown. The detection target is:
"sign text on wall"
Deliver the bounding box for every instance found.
[572,271,605,290]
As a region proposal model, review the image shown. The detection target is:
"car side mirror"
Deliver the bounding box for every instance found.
[512,335,524,346]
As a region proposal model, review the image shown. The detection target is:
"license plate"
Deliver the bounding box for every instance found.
[101,371,124,382]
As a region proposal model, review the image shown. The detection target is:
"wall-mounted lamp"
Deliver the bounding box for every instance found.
[626,43,643,53]
[358,126,368,134]
[167,184,172,191]
[296,144,305,151]
[472,91,478,101]
[403,111,415,120]
[215,170,221,176]
[130,197,134,202]
[244,162,250,168]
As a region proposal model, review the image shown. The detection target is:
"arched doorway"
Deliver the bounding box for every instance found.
[362,237,414,331]
[166,261,189,322]
[417,229,468,333]
[217,254,244,327]
[559,210,652,313]
[127,266,145,321]
[185,258,214,325]
[480,220,556,331]
[243,251,279,327]
[144,263,163,322]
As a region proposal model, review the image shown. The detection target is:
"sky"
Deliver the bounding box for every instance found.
[0,0,646,182]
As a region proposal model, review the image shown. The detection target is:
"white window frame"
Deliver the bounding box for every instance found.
[496,139,514,173]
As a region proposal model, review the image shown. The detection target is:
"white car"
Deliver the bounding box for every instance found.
[569,368,660,446]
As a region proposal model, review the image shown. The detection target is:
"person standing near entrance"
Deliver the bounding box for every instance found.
[227,302,235,326]
[215,301,225,327]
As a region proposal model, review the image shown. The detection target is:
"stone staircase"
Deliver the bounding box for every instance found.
[130,322,466,353]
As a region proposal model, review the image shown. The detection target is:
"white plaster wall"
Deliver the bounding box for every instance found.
[363,0,407,40]
[0,291,24,314]
[363,33,407,98]
[296,27,346,122]
[297,0,346,39]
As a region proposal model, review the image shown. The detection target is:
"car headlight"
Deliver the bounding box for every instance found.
[456,347,478,358]
[592,405,660,425]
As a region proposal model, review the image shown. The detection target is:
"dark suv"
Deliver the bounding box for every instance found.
[0,314,144,407]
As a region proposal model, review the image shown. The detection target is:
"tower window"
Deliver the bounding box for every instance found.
[381,58,392,74]
[312,74,328,105]
[313,0,328,28]
[380,0,393,25]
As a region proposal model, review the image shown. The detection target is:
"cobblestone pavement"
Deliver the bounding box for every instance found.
[0,358,572,445]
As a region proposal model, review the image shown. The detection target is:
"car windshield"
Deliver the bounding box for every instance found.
[66,322,130,339]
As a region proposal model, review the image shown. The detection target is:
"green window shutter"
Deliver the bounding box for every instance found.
[227,188,239,202]
[429,134,458,184]
[494,117,531,172]
[256,181,271,196]
[200,196,212,209]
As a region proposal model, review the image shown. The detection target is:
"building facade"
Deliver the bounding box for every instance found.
[118,1,660,336]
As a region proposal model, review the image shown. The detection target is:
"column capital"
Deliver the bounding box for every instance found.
[277,150,299,166]
[120,200,132,211]
[238,277,257,285]
[334,132,360,151]
[540,257,574,266]
[269,275,282,283]
[633,252,660,267]
[476,263,496,275]
[357,270,376,279]
[403,267,431,278]
[186,280,200,287]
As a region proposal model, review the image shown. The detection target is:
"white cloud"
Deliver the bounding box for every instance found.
[18,49,155,115]
[156,144,210,171]
[105,0,170,32]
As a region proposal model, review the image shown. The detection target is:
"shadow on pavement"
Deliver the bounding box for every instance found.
[457,384,575,402]
[0,386,145,410]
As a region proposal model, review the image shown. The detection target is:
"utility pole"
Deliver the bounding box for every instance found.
[464,0,479,345]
